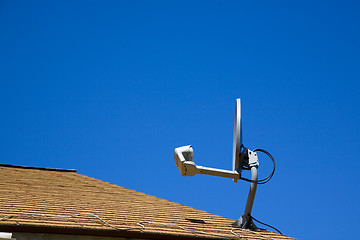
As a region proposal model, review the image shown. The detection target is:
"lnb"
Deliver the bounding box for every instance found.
[174,145,197,177]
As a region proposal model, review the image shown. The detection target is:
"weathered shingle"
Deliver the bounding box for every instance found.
[0,165,295,240]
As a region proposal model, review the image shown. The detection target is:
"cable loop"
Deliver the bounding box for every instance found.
[239,148,275,184]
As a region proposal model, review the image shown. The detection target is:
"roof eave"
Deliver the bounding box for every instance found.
[0,224,237,240]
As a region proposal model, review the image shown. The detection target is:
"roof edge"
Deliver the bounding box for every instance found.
[0,224,234,240]
[0,164,76,173]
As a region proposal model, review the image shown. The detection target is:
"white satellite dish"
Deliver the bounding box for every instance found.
[174,98,275,230]
[232,98,242,176]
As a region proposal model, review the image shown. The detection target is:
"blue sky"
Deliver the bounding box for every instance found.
[1,1,359,239]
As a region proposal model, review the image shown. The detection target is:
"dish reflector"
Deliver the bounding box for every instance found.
[232,98,242,174]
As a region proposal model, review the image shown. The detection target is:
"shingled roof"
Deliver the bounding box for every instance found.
[0,164,295,240]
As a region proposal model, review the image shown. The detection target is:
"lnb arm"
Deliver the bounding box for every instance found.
[174,145,240,181]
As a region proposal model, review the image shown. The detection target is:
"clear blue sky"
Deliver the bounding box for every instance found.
[1,1,359,239]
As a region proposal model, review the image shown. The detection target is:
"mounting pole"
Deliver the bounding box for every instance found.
[232,150,259,230]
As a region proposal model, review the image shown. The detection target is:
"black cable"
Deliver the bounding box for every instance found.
[239,148,276,184]
[250,215,283,235]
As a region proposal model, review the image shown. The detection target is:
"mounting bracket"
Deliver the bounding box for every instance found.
[233,149,259,230]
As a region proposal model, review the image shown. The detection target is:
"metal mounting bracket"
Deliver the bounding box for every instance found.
[233,149,259,229]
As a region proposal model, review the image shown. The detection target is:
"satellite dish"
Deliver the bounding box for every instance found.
[232,98,242,176]
[174,98,276,230]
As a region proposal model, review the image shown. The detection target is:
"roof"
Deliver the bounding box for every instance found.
[0,164,295,240]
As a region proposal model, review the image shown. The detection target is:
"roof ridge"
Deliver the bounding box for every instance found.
[0,164,76,172]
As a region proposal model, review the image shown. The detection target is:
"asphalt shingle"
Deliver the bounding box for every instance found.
[0,165,295,240]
